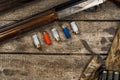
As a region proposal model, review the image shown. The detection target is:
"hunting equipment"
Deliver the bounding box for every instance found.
[32,34,41,49]
[0,0,106,42]
[51,28,61,42]
[105,29,120,71]
[70,21,80,34]
[43,31,51,45]
[62,25,71,39]
[80,40,106,80]
[99,71,120,80]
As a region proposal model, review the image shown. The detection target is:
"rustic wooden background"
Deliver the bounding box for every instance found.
[0,0,120,80]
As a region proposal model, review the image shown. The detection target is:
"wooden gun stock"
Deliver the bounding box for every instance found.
[0,10,58,42]
[0,0,34,12]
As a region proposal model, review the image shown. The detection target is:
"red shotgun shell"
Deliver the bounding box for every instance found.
[43,31,51,45]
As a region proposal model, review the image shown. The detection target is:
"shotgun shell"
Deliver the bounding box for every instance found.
[62,26,71,39]
[70,21,79,34]
[101,70,107,80]
[51,28,60,41]
[108,71,114,80]
[114,72,119,80]
[43,31,51,45]
[32,34,41,49]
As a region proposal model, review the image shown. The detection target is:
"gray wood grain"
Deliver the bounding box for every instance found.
[0,22,119,53]
[0,55,91,80]
[0,0,119,79]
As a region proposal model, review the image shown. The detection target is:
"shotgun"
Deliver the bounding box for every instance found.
[0,0,35,13]
[0,0,106,42]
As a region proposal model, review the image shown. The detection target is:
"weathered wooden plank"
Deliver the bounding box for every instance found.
[0,55,91,80]
[0,22,119,54]
[0,21,13,27]
[0,1,119,80]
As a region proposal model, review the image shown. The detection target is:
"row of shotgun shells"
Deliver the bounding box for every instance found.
[32,21,80,49]
[100,70,120,80]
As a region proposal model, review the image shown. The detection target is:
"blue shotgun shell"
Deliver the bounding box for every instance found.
[62,26,71,39]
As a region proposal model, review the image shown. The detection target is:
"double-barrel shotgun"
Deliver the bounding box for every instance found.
[0,0,107,42]
[0,0,35,13]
